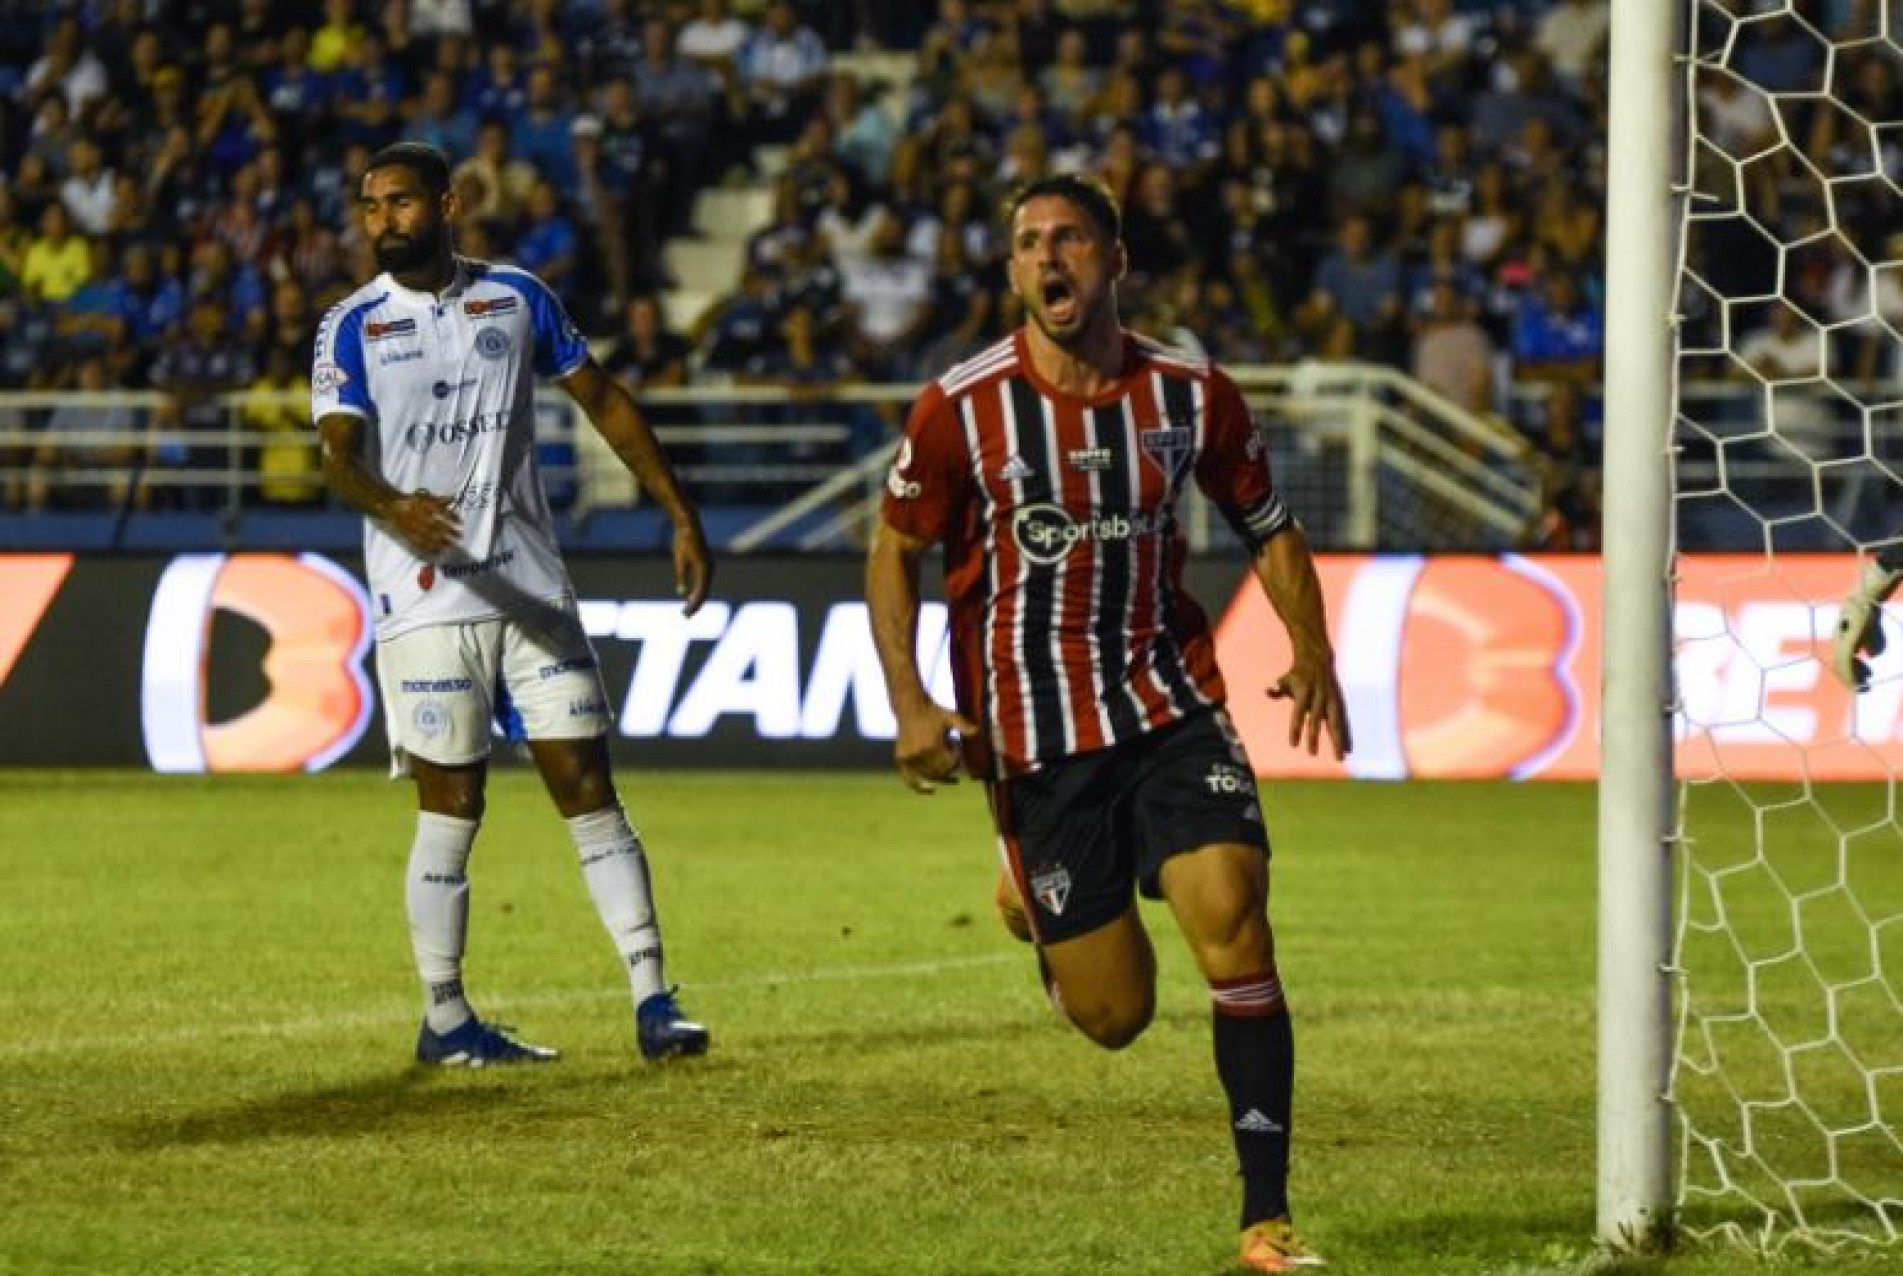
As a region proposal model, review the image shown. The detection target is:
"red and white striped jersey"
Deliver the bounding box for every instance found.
[882,328,1291,779]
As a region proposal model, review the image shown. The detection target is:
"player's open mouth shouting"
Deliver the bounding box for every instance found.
[1040,273,1078,325]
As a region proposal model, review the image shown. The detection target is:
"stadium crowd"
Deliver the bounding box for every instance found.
[0,0,1653,545]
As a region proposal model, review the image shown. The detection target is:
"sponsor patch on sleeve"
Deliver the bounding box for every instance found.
[886,438,921,499]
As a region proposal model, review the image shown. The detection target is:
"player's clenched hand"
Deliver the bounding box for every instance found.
[1267,655,1353,760]
[671,517,714,616]
[893,702,977,794]
[385,489,460,557]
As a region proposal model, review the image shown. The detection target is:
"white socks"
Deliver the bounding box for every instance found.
[567,804,667,1005]
[407,811,477,1033]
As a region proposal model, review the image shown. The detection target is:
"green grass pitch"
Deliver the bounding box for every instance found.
[0,770,1894,1274]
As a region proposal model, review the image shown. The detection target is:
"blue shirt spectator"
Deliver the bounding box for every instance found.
[465,43,526,120]
[580,0,645,85]
[186,239,268,343]
[1512,272,1604,385]
[1736,16,1826,94]
[59,242,126,357]
[702,267,782,373]
[1376,58,1438,168]
[512,180,580,291]
[510,64,580,196]
[739,0,830,140]
[1311,215,1404,332]
[110,245,188,347]
[331,35,408,150]
[260,29,333,140]
[198,76,278,178]
[1139,66,1221,174]
[405,70,479,162]
[633,20,721,129]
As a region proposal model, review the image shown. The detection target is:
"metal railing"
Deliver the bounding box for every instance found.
[1233,362,1545,551]
[0,363,1550,552]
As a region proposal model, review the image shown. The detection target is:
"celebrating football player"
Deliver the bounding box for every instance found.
[867,173,1351,1273]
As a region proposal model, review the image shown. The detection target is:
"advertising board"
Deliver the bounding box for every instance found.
[0,553,1881,780]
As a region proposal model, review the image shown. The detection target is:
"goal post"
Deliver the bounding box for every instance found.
[1599,0,1682,1251]
[1608,0,1903,1256]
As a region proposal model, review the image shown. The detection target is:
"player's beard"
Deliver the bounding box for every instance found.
[374,220,447,274]
[1026,277,1100,348]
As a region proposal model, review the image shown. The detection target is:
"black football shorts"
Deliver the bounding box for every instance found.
[989,708,1271,945]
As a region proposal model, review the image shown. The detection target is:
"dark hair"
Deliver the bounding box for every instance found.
[1006,173,1122,243]
[364,141,452,197]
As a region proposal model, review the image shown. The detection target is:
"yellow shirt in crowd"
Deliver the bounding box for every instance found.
[22,235,91,303]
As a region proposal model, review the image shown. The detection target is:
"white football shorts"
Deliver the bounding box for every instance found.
[375,595,612,776]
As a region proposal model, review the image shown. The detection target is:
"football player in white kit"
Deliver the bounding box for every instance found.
[313,142,714,1066]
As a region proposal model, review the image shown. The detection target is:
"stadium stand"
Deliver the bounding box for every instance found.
[0,0,1636,551]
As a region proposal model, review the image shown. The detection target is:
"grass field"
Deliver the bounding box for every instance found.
[0,770,1897,1275]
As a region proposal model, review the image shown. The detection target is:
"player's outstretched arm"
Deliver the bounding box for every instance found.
[1253,524,1352,760]
[866,520,976,793]
[318,413,460,555]
[560,360,712,614]
[1833,554,1903,692]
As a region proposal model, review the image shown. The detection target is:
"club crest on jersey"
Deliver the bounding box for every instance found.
[1139,423,1192,480]
[365,318,417,341]
[412,699,450,738]
[475,327,512,359]
[1030,864,1071,916]
[463,295,518,317]
[1066,446,1113,472]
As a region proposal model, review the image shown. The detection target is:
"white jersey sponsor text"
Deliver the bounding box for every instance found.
[311,257,589,637]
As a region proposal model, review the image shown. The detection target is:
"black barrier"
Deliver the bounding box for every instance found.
[0,553,1251,771]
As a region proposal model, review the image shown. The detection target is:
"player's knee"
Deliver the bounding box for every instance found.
[1069,990,1154,1050]
[1212,900,1271,955]
[536,740,616,816]
[419,778,484,821]
[413,756,487,821]
[1086,1005,1153,1051]
[556,768,615,817]
[426,793,483,822]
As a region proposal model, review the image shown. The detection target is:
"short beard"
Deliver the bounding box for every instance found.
[1028,308,1077,346]
[373,220,446,274]
[1026,295,1092,347]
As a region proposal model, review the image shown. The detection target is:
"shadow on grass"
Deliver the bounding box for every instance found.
[113,1065,614,1149]
[747,1014,1060,1053]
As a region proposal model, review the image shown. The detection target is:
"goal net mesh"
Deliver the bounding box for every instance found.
[1674,0,1903,1252]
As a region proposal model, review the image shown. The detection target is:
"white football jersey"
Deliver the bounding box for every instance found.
[311,257,589,638]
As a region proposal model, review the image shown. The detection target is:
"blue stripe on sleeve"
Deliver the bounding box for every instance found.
[488,267,589,379]
[312,293,384,423]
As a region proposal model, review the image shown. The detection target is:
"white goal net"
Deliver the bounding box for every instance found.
[1673,0,1903,1252]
